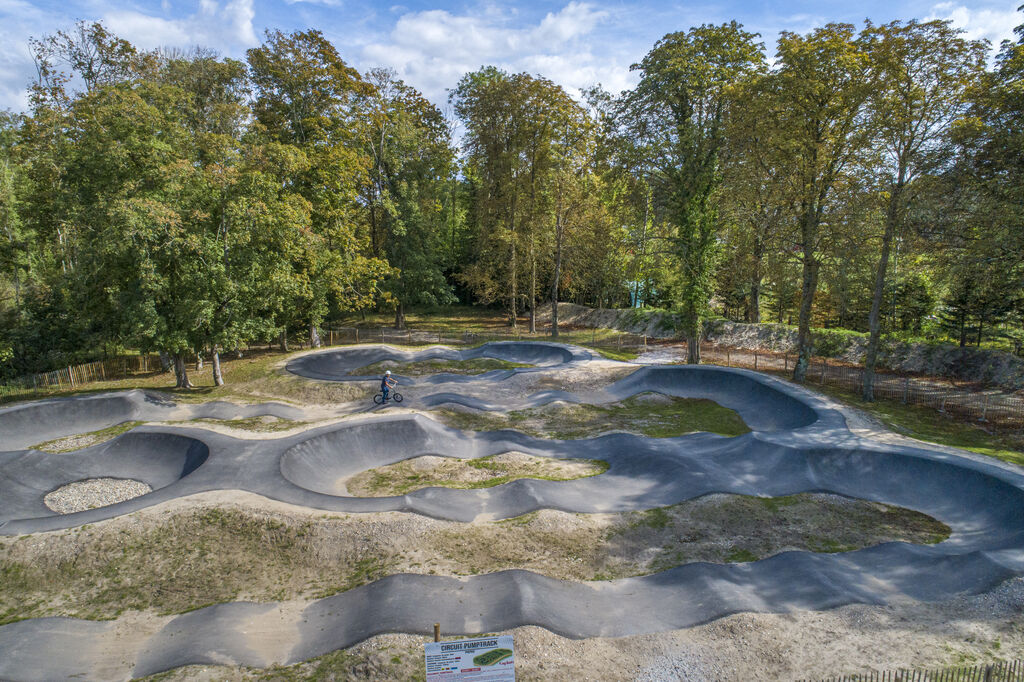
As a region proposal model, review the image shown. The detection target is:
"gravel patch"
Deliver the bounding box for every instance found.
[44,478,153,514]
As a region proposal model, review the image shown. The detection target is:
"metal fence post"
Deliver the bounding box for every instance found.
[820,359,827,385]
[902,378,910,404]
[726,349,730,367]
[981,394,990,422]
[754,352,758,371]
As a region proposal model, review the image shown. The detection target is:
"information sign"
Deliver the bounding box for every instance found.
[424,635,516,681]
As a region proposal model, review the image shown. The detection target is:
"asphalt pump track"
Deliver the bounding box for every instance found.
[1,341,1023,680]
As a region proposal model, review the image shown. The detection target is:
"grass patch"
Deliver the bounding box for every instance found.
[188,416,305,432]
[724,548,758,563]
[0,507,396,625]
[2,349,367,408]
[31,421,144,452]
[809,383,1024,468]
[584,345,639,362]
[0,493,949,626]
[437,392,750,440]
[346,453,609,496]
[353,357,530,377]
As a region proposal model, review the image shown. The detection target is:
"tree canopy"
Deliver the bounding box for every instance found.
[1,14,1021,385]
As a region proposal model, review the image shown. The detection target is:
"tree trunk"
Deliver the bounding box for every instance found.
[793,212,820,383]
[394,302,406,330]
[863,180,902,402]
[529,253,536,334]
[748,232,765,323]
[309,322,322,348]
[159,351,172,373]
[196,352,203,372]
[174,353,194,389]
[551,210,563,339]
[509,238,518,328]
[279,330,288,352]
[686,328,702,364]
[212,347,224,386]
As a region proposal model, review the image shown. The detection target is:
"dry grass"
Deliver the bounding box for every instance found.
[345,452,608,496]
[0,493,948,625]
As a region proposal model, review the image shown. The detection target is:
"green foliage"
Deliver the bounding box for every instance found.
[624,23,764,358]
[0,15,1020,380]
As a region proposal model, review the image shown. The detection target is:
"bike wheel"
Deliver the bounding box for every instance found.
[373,393,384,405]
[392,392,403,403]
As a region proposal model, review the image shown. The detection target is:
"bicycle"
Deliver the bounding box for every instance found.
[373,388,403,405]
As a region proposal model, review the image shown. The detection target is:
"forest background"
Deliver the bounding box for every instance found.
[0,13,1021,396]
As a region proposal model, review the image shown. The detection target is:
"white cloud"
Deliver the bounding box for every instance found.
[284,0,342,5]
[0,0,48,110]
[103,0,258,52]
[359,2,635,106]
[927,2,1019,52]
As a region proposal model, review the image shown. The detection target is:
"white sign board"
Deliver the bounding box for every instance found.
[424,635,516,681]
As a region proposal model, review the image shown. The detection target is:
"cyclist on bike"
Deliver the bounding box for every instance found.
[381,370,397,402]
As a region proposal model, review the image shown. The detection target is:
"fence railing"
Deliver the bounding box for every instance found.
[699,344,1024,429]
[0,354,163,402]
[2,326,1022,430]
[804,659,1022,681]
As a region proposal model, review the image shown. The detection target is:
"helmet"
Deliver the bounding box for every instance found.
[385,370,391,375]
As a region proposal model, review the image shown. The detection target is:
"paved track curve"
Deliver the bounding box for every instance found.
[1,342,1022,680]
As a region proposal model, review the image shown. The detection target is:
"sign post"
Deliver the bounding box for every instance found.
[424,634,515,681]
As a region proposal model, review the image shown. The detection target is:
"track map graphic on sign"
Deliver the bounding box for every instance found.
[424,635,516,681]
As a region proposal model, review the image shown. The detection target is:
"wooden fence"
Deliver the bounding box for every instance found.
[2,327,1022,430]
[0,354,163,401]
[805,659,1022,681]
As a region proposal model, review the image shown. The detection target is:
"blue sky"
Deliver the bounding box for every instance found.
[0,0,1018,111]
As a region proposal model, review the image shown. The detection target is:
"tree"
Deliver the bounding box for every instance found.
[769,24,872,381]
[248,30,387,348]
[860,19,985,400]
[358,69,456,328]
[453,68,587,329]
[622,22,764,363]
[720,74,794,323]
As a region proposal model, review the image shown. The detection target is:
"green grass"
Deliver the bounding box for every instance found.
[724,548,759,563]
[811,383,1024,468]
[584,345,640,361]
[438,392,750,440]
[0,348,367,408]
[30,421,144,452]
